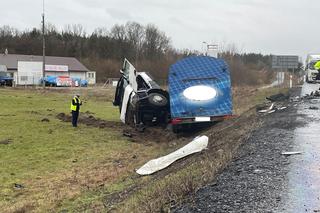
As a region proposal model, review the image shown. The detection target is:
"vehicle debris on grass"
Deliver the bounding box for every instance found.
[136,136,208,175]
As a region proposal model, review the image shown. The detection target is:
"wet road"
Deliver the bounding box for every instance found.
[278,83,320,212]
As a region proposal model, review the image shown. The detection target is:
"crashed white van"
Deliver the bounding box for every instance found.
[113,59,170,130]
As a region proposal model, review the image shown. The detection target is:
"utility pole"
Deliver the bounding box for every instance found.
[42,0,46,88]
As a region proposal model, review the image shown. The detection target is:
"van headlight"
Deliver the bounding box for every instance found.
[183,85,217,101]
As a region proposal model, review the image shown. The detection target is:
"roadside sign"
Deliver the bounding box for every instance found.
[272,55,299,69]
[45,65,69,72]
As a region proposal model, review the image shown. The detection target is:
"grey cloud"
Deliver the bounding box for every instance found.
[1,0,320,58]
[105,8,133,21]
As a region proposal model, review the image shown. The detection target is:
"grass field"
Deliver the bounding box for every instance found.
[0,86,289,212]
[0,88,174,212]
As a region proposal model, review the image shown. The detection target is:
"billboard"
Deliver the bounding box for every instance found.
[272,55,299,69]
[17,61,43,85]
[45,65,69,72]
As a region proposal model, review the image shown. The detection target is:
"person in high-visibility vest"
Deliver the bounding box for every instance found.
[314,61,320,80]
[315,61,320,71]
[70,94,82,127]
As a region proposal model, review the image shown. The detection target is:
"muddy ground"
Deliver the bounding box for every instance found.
[56,112,183,144]
[173,88,304,212]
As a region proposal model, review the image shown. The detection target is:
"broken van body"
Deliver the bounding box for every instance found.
[113,59,170,127]
[169,56,233,127]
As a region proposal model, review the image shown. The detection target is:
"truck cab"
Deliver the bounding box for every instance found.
[113,59,170,128]
[306,54,320,83]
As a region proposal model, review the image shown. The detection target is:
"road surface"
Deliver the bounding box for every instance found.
[278,83,320,212]
[174,83,320,213]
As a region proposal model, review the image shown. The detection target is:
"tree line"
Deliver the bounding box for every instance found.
[0,22,273,85]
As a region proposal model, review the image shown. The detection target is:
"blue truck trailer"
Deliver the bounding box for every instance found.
[168,56,233,128]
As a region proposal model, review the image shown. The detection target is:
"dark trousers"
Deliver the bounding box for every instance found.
[72,111,79,127]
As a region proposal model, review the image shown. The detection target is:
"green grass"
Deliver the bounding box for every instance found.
[0,88,167,212]
[0,86,289,212]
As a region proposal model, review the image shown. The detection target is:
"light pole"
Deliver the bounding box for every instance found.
[42,0,46,88]
[202,41,207,56]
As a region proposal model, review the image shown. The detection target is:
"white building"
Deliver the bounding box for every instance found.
[0,54,96,85]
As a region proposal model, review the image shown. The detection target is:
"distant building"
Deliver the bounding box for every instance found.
[0,54,96,85]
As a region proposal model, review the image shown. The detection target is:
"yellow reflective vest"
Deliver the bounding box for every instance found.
[315,61,320,70]
[70,97,81,111]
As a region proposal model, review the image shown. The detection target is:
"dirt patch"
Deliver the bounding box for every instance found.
[56,112,121,129]
[0,139,13,145]
[56,112,182,144]
[41,118,50,122]
[122,127,181,144]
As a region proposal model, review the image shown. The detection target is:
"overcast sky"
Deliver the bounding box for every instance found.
[2,0,319,59]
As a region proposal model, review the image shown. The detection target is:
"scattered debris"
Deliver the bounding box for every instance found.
[0,139,12,145]
[258,103,287,114]
[14,183,24,189]
[41,118,50,122]
[72,159,78,163]
[266,93,289,102]
[268,110,276,114]
[253,169,263,174]
[311,90,320,97]
[136,136,208,175]
[281,151,302,156]
[309,106,319,110]
[258,103,275,113]
[291,96,301,102]
[123,131,133,138]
